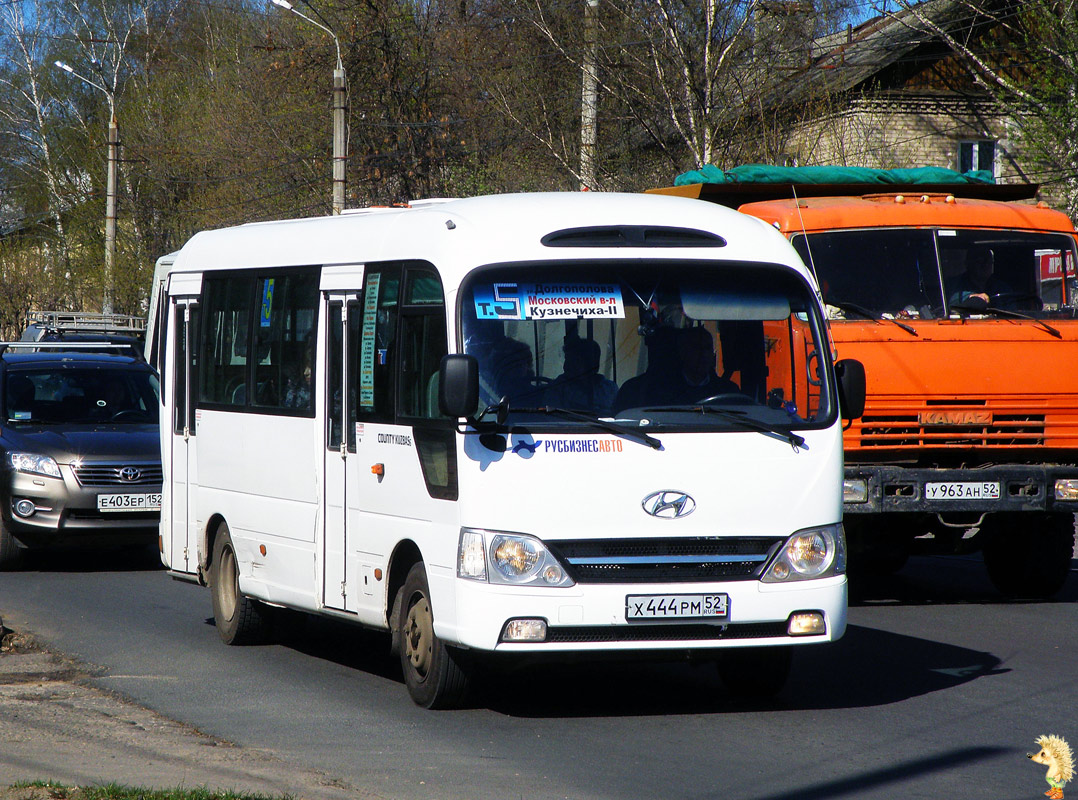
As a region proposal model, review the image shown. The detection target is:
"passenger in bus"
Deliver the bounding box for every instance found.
[545,337,617,414]
[613,326,739,412]
[486,337,541,406]
[948,246,1009,306]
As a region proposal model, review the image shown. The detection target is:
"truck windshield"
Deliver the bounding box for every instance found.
[792,229,1078,319]
[459,260,835,432]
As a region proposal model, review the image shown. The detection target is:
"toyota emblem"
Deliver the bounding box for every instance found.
[641,490,696,519]
[119,466,142,483]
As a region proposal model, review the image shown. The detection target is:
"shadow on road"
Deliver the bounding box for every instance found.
[18,544,164,573]
[255,609,1010,718]
[848,553,1078,607]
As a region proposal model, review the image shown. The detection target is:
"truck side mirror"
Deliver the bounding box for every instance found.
[438,354,479,419]
[835,358,866,420]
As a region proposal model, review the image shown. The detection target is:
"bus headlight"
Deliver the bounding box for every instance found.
[10,452,61,479]
[762,524,845,583]
[457,528,574,587]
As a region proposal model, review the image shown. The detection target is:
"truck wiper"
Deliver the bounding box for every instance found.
[827,299,919,337]
[512,406,663,450]
[949,302,1062,339]
[644,404,806,449]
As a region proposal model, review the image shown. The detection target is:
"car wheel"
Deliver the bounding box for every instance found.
[397,562,471,709]
[0,520,23,571]
[210,521,272,644]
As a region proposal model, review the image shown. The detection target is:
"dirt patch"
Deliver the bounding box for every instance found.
[0,623,377,800]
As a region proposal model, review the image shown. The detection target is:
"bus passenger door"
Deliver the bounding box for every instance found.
[323,294,360,611]
[169,297,199,574]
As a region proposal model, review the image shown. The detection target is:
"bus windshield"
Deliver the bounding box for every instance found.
[792,228,1078,319]
[459,260,834,432]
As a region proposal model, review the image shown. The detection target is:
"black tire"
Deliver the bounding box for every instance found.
[210,522,273,644]
[397,563,470,709]
[982,512,1075,599]
[717,647,792,698]
[0,520,23,571]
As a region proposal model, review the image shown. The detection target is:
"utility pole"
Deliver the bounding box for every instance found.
[579,0,600,191]
[104,113,118,313]
[273,0,348,214]
[55,60,117,313]
[333,65,348,214]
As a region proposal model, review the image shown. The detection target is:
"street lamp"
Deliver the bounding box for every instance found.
[272,0,348,215]
[54,59,117,314]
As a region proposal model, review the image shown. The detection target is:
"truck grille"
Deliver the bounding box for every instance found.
[857,413,1045,447]
[546,537,783,584]
[71,463,163,487]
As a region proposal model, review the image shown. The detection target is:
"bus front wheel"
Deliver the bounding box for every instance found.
[397,563,470,709]
[210,522,273,645]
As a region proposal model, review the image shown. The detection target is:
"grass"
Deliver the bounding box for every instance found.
[4,784,294,800]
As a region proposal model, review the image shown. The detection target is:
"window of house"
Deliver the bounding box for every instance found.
[959,140,996,176]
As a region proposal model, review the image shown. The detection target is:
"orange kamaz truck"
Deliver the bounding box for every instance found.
[653,166,1078,597]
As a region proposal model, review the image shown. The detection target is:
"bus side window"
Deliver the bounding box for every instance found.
[357,265,401,422]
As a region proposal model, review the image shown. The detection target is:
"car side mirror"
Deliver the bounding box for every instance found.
[835,358,866,420]
[438,355,479,419]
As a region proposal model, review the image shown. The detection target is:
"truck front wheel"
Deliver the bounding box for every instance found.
[981,512,1074,599]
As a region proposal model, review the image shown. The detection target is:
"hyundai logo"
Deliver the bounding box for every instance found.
[641,490,696,519]
[118,466,142,483]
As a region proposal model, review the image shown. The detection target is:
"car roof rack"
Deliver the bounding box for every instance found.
[0,341,144,359]
[24,311,147,337]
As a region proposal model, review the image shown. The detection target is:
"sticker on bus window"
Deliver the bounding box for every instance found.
[260,279,275,327]
[474,282,624,320]
[359,273,381,408]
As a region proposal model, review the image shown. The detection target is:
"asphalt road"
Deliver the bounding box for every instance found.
[1,546,1075,800]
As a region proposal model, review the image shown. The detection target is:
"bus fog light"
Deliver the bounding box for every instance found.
[788,611,826,636]
[1054,479,1078,501]
[502,618,547,642]
[843,479,868,503]
[13,499,36,518]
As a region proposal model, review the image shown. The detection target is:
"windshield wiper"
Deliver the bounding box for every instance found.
[827,299,919,337]
[643,404,806,449]
[949,302,1062,339]
[511,405,663,450]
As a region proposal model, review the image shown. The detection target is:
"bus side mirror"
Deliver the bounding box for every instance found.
[835,359,866,420]
[439,354,479,419]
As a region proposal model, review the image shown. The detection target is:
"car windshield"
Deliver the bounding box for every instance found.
[793,228,1078,319]
[459,260,834,432]
[4,367,160,425]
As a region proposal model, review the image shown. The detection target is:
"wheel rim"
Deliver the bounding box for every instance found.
[219,544,239,620]
[404,593,434,679]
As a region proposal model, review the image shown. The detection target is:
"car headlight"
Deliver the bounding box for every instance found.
[10,452,62,479]
[457,528,574,587]
[762,524,845,583]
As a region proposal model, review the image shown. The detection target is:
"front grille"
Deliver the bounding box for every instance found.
[71,463,162,488]
[547,537,783,584]
[544,621,788,643]
[858,414,1045,448]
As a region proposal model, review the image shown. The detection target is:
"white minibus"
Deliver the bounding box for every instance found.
[154,192,865,708]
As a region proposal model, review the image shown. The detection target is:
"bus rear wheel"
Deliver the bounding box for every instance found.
[210,522,273,645]
[397,563,470,709]
[982,512,1074,599]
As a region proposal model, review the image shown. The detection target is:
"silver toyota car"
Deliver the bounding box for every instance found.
[0,344,161,568]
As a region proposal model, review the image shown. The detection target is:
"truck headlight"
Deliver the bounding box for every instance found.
[10,452,61,479]
[762,524,845,583]
[457,528,574,587]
